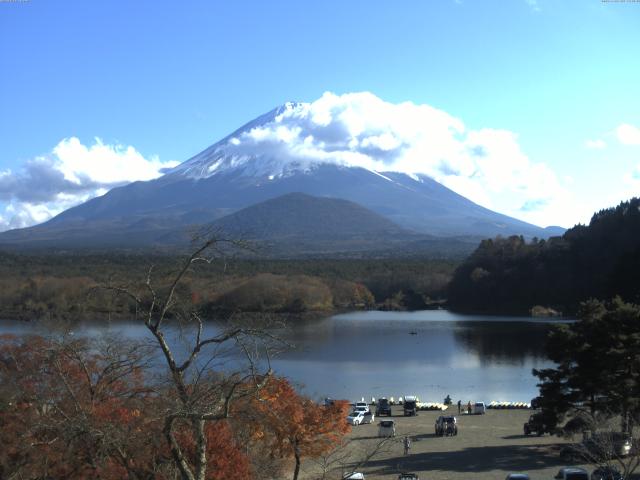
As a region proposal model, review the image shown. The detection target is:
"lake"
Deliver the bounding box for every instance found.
[0,310,565,405]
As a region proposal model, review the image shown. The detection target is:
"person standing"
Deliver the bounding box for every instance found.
[403,435,411,455]
[457,400,461,414]
[467,401,472,414]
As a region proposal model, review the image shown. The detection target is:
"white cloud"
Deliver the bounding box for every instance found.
[525,0,541,12]
[0,138,178,231]
[217,91,570,227]
[616,123,640,145]
[585,139,606,149]
[52,137,175,184]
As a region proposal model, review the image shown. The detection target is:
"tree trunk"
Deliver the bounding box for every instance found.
[292,438,301,480]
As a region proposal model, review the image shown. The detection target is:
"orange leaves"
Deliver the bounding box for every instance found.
[0,335,160,479]
[0,335,348,480]
[175,421,252,480]
[246,377,351,462]
[204,423,252,480]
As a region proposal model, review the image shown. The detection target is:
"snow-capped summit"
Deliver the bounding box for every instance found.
[169,101,322,180]
[168,91,461,182]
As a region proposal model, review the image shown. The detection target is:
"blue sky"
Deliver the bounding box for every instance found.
[1,0,639,230]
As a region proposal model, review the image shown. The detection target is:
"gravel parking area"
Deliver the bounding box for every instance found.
[301,406,591,480]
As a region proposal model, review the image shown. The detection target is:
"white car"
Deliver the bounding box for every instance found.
[354,402,369,412]
[473,401,486,414]
[346,410,375,425]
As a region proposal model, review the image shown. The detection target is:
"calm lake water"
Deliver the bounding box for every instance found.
[0,310,566,404]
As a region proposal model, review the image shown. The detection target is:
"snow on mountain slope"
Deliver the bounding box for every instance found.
[164,92,565,232]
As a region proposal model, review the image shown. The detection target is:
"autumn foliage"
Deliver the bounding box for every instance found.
[0,335,350,479]
[240,377,351,480]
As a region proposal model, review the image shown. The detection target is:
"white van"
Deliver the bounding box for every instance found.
[473,402,486,415]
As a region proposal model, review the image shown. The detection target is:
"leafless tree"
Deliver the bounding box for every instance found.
[102,234,281,480]
[561,410,640,480]
[308,432,414,479]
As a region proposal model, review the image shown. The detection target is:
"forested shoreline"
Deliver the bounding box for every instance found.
[4,198,640,322]
[0,254,455,321]
[447,198,640,315]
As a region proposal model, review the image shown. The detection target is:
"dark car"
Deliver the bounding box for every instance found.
[554,467,589,480]
[587,432,633,458]
[398,474,419,480]
[591,466,622,480]
[523,413,548,436]
[561,433,634,463]
[376,398,392,416]
[435,415,458,436]
[403,396,417,416]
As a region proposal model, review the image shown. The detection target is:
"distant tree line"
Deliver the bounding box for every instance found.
[447,198,640,315]
[0,254,455,320]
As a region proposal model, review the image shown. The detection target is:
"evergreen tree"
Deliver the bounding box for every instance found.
[533,298,640,433]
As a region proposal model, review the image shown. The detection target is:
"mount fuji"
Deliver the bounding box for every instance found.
[0,101,564,254]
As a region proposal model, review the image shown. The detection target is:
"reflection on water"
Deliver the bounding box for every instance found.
[453,322,550,366]
[0,310,564,404]
[272,310,563,402]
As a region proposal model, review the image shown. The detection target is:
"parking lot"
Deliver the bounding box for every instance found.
[301,405,593,480]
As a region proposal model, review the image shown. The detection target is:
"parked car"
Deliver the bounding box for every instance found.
[587,432,633,458]
[355,402,369,412]
[473,401,486,414]
[378,420,396,437]
[398,474,419,480]
[376,397,392,416]
[505,474,529,480]
[560,433,633,462]
[591,466,622,480]
[343,473,365,480]
[435,415,458,436]
[403,396,418,416]
[346,410,375,425]
[523,413,549,436]
[554,467,589,480]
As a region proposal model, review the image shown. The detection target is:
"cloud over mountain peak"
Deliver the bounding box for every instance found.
[175,91,568,226]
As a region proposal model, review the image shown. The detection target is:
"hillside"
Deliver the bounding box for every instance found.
[160,192,480,258]
[447,198,640,314]
[212,192,405,239]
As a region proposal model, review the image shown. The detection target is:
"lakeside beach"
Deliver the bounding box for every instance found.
[301,406,589,480]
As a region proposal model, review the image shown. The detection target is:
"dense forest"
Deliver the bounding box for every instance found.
[0,253,455,320]
[447,198,640,315]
